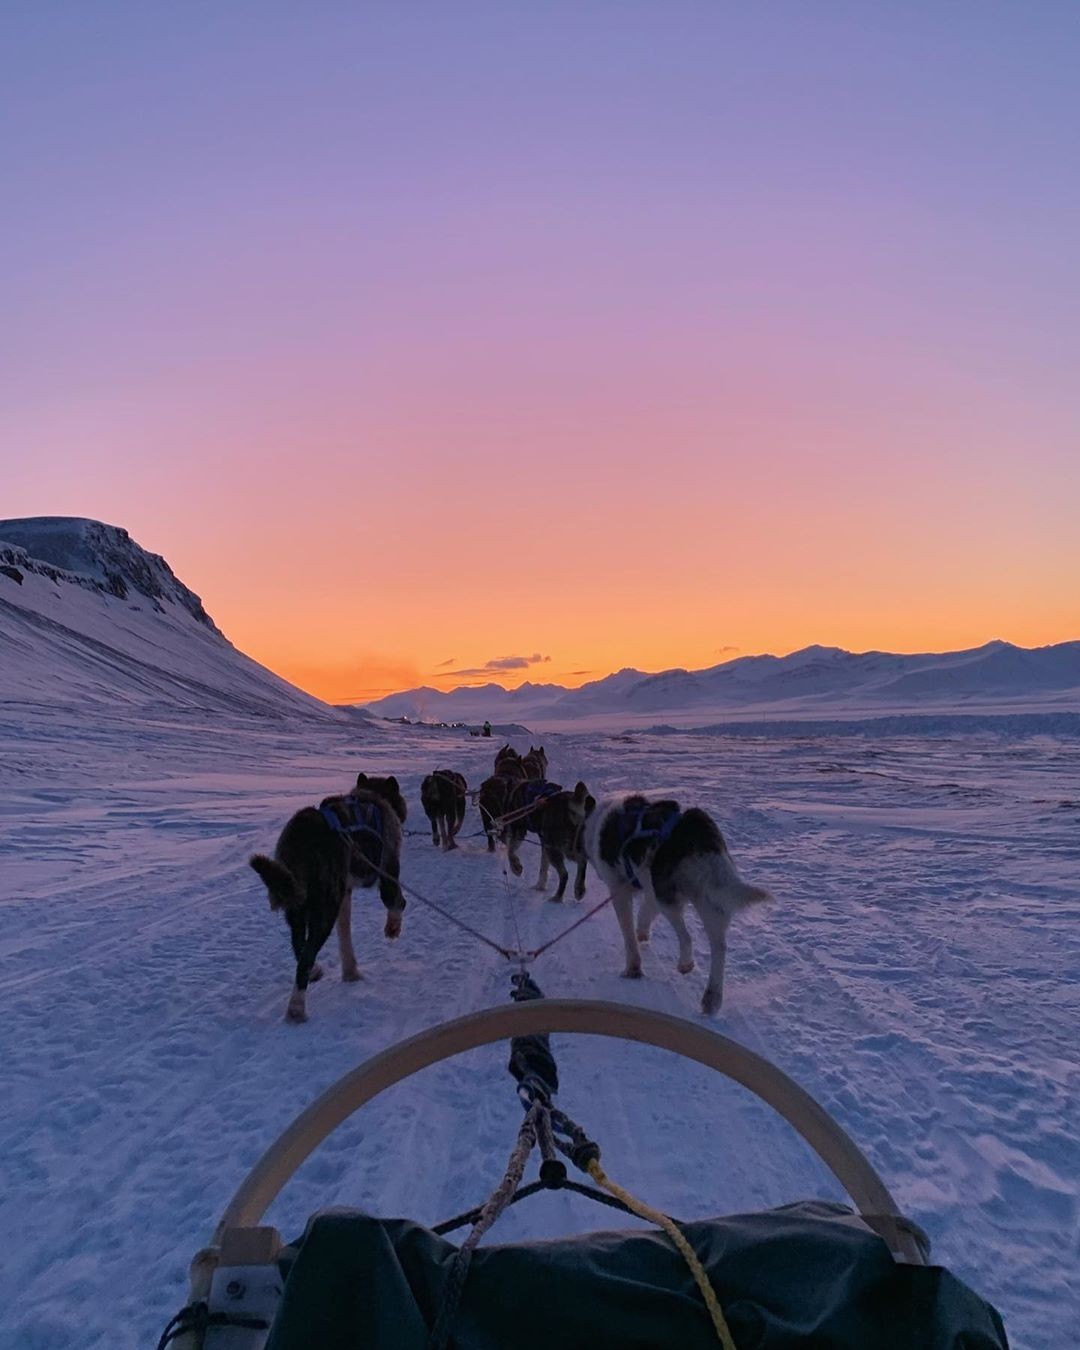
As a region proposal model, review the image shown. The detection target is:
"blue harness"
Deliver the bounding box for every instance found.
[320,796,384,844]
[616,802,681,888]
[520,780,561,810]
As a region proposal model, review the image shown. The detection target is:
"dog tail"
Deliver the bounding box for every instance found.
[729,879,774,909]
[250,854,302,911]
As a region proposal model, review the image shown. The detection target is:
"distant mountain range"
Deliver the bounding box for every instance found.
[363,640,1080,729]
[4,517,1076,731]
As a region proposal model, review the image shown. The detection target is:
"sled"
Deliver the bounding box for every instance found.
[160,999,1008,1349]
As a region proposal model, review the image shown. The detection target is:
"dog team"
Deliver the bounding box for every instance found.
[250,743,771,1022]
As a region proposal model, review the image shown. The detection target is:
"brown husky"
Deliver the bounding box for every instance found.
[493,744,525,777]
[505,780,595,901]
[420,769,467,849]
[478,771,518,852]
[249,773,407,1022]
[480,747,549,851]
[521,745,548,779]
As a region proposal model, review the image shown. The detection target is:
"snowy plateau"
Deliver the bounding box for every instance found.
[0,518,1077,1349]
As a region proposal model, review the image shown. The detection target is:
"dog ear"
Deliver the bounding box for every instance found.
[585,794,596,816]
[356,772,368,786]
[387,776,399,790]
[573,781,587,802]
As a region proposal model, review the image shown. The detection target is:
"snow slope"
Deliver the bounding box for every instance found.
[1,520,1076,1347]
[365,640,1080,729]
[0,518,334,719]
[1,708,1077,1349]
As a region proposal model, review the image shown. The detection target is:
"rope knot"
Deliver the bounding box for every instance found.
[569,1139,601,1170]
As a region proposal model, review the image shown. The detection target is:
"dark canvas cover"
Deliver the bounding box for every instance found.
[265,1201,1008,1349]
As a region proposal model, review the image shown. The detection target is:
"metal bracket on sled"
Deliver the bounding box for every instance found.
[174,1229,283,1350]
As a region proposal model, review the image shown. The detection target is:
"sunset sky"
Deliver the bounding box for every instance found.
[3,3,1078,701]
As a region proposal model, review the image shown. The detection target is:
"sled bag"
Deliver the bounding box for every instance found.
[264,1200,1007,1349]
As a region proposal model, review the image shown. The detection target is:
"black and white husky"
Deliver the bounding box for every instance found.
[583,794,772,1014]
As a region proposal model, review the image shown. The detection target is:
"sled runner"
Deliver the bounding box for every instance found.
[160,995,1008,1349]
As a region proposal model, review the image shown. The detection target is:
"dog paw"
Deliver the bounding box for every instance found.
[342,965,362,983]
[547,894,565,904]
[700,987,722,1015]
[509,860,523,877]
[309,963,324,983]
[384,914,402,939]
[445,840,458,851]
[677,959,695,975]
[635,930,651,944]
[574,888,586,902]
[285,1003,308,1024]
[621,963,644,979]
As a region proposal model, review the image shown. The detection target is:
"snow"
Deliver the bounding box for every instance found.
[2,708,1078,1348]
[0,517,137,587]
[364,639,1080,728]
[0,526,332,719]
[0,517,219,629]
[1,524,1077,1348]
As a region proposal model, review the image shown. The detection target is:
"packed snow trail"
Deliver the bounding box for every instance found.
[0,707,1077,1348]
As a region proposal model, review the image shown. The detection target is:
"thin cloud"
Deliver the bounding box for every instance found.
[435,656,457,668]
[487,652,551,671]
[715,646,740,656]
[439,653,552,677]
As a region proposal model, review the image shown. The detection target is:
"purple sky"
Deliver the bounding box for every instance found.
[2,3,1078,698]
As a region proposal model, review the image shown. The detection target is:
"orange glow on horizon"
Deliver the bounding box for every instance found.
[243,593,1079,706]
[5,7,1077,705]
[10,387,1078,709]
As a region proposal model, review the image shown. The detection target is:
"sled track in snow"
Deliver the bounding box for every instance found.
[0,721,1077,1349]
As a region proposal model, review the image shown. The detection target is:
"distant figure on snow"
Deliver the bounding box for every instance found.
[482,720,492,737]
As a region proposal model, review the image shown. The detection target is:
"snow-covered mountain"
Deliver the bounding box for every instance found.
[0,517,334,718]
[364,640,1080,728]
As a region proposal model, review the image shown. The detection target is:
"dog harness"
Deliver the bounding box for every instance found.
[519,780,561,811]
[320,796,383,843]
[616,802,681,888]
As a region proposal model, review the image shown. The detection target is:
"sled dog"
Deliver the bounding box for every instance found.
[420,770,468,850]
[249,773,407,1022]
[583,794,771,1014]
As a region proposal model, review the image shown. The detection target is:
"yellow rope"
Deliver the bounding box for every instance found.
[586,1158,737,1350]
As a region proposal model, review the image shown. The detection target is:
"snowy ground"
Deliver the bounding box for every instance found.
[1,706,1077,1348]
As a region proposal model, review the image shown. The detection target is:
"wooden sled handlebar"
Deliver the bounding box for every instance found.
[214,999,924,1263]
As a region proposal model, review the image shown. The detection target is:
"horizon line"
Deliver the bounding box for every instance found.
[349,634,1078,706]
